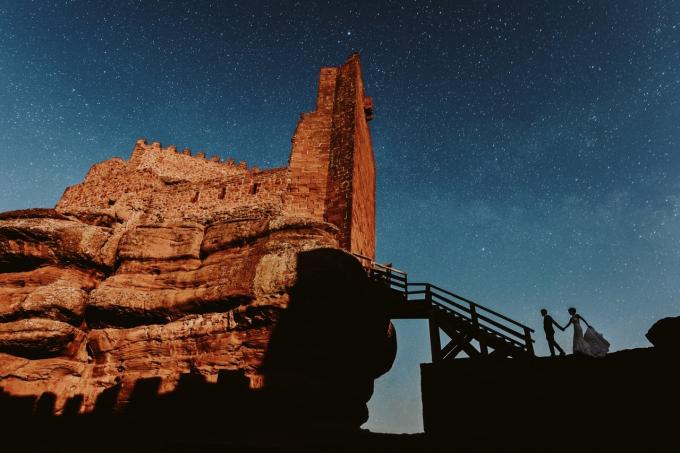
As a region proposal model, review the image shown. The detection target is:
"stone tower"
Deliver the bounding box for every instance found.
[287,53,376,259]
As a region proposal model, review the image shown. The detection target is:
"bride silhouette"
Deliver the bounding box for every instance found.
[562,307,610,357]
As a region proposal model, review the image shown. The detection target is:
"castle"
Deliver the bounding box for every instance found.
[57,53,376,259]
[0,54,394,427]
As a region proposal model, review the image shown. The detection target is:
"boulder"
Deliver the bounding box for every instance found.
[646,316,680,350]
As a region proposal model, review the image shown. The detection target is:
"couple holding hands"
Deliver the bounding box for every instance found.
[541,308,609,357]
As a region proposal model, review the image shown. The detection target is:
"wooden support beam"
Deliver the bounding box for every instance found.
[438,329,480,360]
[428,318,442,362]
[523,326,535,357]
[460,339,481,358]
[426,285,443,362]
[440,337,465,360]
[489,346,513,358]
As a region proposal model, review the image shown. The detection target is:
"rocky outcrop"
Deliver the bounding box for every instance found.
[646,316,680,350]
[422,347,680,451]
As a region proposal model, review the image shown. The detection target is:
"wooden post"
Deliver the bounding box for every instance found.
[428,318,441,362]
[426,285,442,362]
[470,304,479,328]
[524,327,534,356]
[470,305,488,354]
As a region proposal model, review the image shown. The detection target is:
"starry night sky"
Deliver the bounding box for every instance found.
[1,0,679,433]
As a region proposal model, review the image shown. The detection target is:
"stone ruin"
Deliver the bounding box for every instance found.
[0,54,396,431]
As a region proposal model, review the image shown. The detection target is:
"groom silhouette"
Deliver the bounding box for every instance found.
[541,309,565,356]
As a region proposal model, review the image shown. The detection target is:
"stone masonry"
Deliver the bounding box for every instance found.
[286,53,376,258]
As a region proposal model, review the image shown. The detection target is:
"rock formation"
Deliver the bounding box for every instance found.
[0,54,396,429]
[646,316,680,351]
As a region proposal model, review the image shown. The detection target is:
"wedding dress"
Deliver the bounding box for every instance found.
[570,315,610,357]
[571,316,592,355]
[584,325,610,357]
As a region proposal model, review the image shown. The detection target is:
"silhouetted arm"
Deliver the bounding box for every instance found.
[552,319,565,331]
[578,315,591,328]
[562,318,572,331]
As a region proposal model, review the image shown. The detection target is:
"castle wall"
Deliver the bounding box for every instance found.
[143,167,290,223]
[285,68,337,219]
[57,141,289,224]
[348,61,376,258]
[129,140,250,182]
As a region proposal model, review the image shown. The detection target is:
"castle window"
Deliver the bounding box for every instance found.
[219,187,227,200]
[251,183,259,195]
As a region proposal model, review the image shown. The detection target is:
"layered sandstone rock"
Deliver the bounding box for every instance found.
[0,210,394,418]
[0,55,396,428]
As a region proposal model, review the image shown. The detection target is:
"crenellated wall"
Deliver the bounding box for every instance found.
[128,139,254,182]
[57,139,290,225]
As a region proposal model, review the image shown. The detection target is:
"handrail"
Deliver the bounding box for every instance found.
[424,283,533,348]
[434,301,526,347]
[371,269,408,282]
[410,283,534,333]
[429,291,474,316]
[352,252,407,276]
[429,291,524,338]
[475,311,528,340]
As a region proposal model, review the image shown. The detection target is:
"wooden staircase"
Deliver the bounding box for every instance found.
[353,254,535,361]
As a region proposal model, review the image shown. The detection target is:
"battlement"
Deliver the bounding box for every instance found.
[56,54,376,257]
[130,139,256,179]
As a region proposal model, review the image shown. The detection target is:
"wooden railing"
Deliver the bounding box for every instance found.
[408,283,534,356]
[353,253,535,357]
[352,253,408,294]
